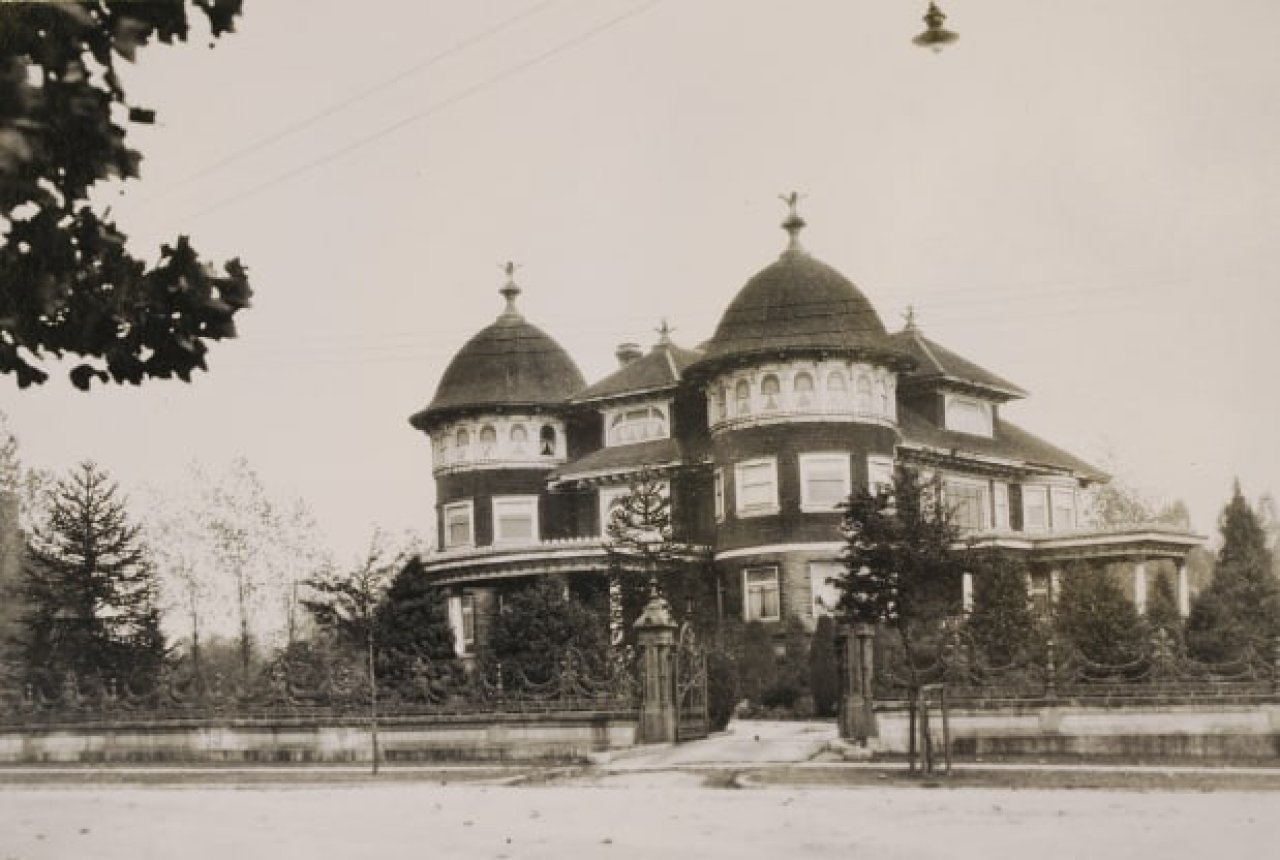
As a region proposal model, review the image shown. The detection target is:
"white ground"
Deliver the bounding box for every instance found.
[2,779,1278,860]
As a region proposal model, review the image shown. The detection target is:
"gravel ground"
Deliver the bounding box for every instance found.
[2,779,1278,860]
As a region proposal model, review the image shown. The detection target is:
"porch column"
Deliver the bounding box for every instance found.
[1177,562,1190,617]
[837,622,878,744]
[961,572,974,616]
[1133,560,1148,616]
[1049,568,1061,606]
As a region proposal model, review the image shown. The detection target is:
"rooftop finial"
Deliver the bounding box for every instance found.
[903,304,919,331]
[779,191,807,252]
[499,260,522,318]
[655,318,674,345]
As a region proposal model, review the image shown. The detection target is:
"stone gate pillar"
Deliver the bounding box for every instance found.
[837,621,878,743]
[634,590,678,744]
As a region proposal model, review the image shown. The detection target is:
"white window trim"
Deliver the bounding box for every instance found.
[1022,485,1049,533]
[442,500,474,549]
[944,394,994,437]
[808,560,844,619]
[1051,486,1077,532]
[943,476,991,531]
[734,457,780,517]
[993,482,1011,531]
[743,566,782,622]
[799,452,852,512]
[492,495,540,545]
[713,468,725,522]
[866,455,895,494]
[602,400,672,448]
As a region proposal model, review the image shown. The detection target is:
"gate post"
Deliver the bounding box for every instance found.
[837,621,878,743]
[634,590,678,744]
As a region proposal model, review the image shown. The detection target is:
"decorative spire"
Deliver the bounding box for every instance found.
[655,318,674,345]
[903,304,919,332]
[778,191,807,252]
[913,2,958,53]
[498,260,522,319]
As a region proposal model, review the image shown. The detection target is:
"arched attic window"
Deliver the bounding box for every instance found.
[510,423,528,454]
[855,374,872,413]
[794,371,815,408]
[735,380,752,416]
[876,378,890,415]
[540,424,556,456]
[479,424,497,458]
[826,370,849,407]
[455,427,470,457]
[761,374,781,411]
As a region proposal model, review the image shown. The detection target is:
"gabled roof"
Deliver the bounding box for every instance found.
[572,341,702,404]
[897,407,1106,481]
[890,326,1028,400]
[548,437,695,484]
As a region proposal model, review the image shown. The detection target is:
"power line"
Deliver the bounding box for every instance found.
[179,0,666,223]
[140,0,562,200]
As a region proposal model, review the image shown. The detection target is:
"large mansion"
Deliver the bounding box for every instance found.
[409,206,1201,659]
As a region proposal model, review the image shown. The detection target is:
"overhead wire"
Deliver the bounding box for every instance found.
[174,0,667,223]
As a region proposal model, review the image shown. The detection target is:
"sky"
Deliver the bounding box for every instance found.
[4,0,1279,557]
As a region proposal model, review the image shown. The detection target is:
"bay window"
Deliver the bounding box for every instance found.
[744,567,781,622]
[734,458,779,516]
[492,495,539,544]
[799,453,852,512]
[442,500,473,549]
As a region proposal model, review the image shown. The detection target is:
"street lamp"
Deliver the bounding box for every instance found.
[913,2,958,53]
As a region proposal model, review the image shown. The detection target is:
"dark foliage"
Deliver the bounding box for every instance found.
[15,461,165,691]
[1054,563,1144,665]
[705,648,737,731]
[965,551,1039,666]
[737,621,777,704]
[1187,482,1280,661]
[808,614,839,718]
[1,1,251,388]
[488,577,608,682]
[373,557,458,679]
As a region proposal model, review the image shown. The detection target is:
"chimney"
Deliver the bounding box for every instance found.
[615,342,643,367]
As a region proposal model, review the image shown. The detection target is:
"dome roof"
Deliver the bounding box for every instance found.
[693,245,905,375]
[409,278,585,433]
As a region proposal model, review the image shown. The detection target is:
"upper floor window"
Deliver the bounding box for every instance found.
[1023,485,1048,532]
[442,500,473,549]
[493,495,539,544]
[808,561,844,618]
[867,455,895,496]
[1052,487,1076,531]
[993,482,1011,531]
[855,374,873,413]
[945,395,994,437]
[600,481,670,537]
[735,458,779,516]
[479,424,497,458]
[761,374,781,411]
[607,404,669,446]
[799,453,852,512]
[793,372,815,408]
[734,380,752,416]
[945,479,989,532]
[540,424,556,456]
[744,566,781,622]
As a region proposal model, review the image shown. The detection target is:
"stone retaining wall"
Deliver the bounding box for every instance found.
[0,712,637,764]
[874,703,1280,759]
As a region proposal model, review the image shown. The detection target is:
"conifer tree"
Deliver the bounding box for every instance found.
[1186,482,1280,662]
[836,466,963,687]
[964,551,1038,666]
[1053,563,1143,666]
[375,556,459,680]
[17,462,165,691]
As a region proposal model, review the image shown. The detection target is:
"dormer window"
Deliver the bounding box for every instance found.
[607,404,669,446]
[944,395,993,437]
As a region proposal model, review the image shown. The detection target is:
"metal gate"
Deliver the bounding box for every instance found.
[674,622,709,741]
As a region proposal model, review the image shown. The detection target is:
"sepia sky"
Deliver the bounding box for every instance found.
[5,0,1279,555]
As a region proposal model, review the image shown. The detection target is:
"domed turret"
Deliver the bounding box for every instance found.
[691,201,907,378]
[410,265,585,434]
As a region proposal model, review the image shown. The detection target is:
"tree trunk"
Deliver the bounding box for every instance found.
[368,630,380,776]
